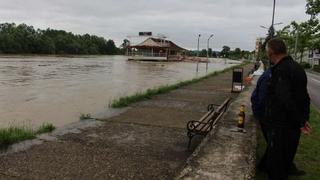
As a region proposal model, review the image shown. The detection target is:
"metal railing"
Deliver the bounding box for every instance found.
[127,52,167,57]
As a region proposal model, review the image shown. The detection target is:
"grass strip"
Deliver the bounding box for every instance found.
[110,62,249,108]
[256,106,320,179]
[0,122,55,149]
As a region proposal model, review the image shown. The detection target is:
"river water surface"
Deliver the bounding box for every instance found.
[0,55,239,128]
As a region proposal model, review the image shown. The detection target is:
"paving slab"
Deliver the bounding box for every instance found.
[108,106,203,129]
[0,122,190,180]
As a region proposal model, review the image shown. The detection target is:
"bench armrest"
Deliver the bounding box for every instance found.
[187,120,212,131]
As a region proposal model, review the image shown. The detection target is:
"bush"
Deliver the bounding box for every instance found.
[313,65,320,73]
[300,62,311,69]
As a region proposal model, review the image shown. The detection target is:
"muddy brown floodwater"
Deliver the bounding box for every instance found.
[0,55,239,128]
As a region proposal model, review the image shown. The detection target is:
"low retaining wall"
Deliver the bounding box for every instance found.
[176,79,257,180]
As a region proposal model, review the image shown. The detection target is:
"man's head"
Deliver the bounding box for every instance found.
[266,38,287,64]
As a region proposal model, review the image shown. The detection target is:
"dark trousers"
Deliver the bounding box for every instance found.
[266,127,301,180]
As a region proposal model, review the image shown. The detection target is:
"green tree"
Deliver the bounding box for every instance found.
[277,20,318,62]
[220,46,231,58]
[211,51,217,58]
[199,49,207,57]
[233,48,242,59]
[306,0,320,17]
[0,22,121,55]
[119,39,130,55]
[105,40,117,54]
[208,48,213,57]
[305,0,320,49]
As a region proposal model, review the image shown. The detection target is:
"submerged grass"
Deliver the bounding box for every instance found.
[0,127,35,148]
[36,122,56,134]
[0,122,56,149]
[110,62,249,108]
[256,106,320,179]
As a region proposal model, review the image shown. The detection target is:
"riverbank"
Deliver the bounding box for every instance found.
[0,63,252,179]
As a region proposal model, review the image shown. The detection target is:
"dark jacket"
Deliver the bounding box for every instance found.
[265,56,310,128]
[251,68,272,121]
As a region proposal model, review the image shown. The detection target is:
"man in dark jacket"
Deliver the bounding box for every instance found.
[265,38,312,180]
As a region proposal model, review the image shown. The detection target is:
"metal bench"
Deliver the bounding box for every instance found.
[186,98,231,149]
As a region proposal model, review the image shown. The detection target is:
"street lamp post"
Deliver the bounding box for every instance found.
[271,0,276,26]
[206,34,214,72]
[196,34,201,73]
[197,34,201,57]
[207,34,214,58]
[294,28,299,61]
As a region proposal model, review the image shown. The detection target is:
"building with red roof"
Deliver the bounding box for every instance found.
[127,37,186,61]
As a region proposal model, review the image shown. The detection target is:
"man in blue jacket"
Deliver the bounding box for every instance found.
[251,67,272,170]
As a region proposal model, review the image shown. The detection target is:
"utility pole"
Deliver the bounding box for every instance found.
[266,0,277,67]
[269,0,276,37]
[294,29,299,61]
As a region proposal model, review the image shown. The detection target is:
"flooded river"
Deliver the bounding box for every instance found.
[0,55,239,128]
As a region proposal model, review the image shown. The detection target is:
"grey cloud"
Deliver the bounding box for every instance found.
[0,0,309,50]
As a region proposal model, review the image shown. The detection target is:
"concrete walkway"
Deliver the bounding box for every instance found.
[176,75,257,180]
[0,64,252,180]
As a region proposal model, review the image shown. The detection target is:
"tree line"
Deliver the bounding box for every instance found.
[276,0,319,62]
[185,46,252,60]
[219,46,252,60]
[0,23,120,55]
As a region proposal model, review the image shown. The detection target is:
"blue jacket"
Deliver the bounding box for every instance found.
[251,68,272,121]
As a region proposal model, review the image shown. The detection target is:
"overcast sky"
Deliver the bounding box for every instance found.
[0,0,310,51]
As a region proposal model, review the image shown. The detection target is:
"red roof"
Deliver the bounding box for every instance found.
[129,37,186,51]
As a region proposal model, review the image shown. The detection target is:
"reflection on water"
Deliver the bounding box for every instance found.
[0,55,239,128]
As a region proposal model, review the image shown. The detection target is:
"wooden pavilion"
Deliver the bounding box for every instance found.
[127,37,186,61]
